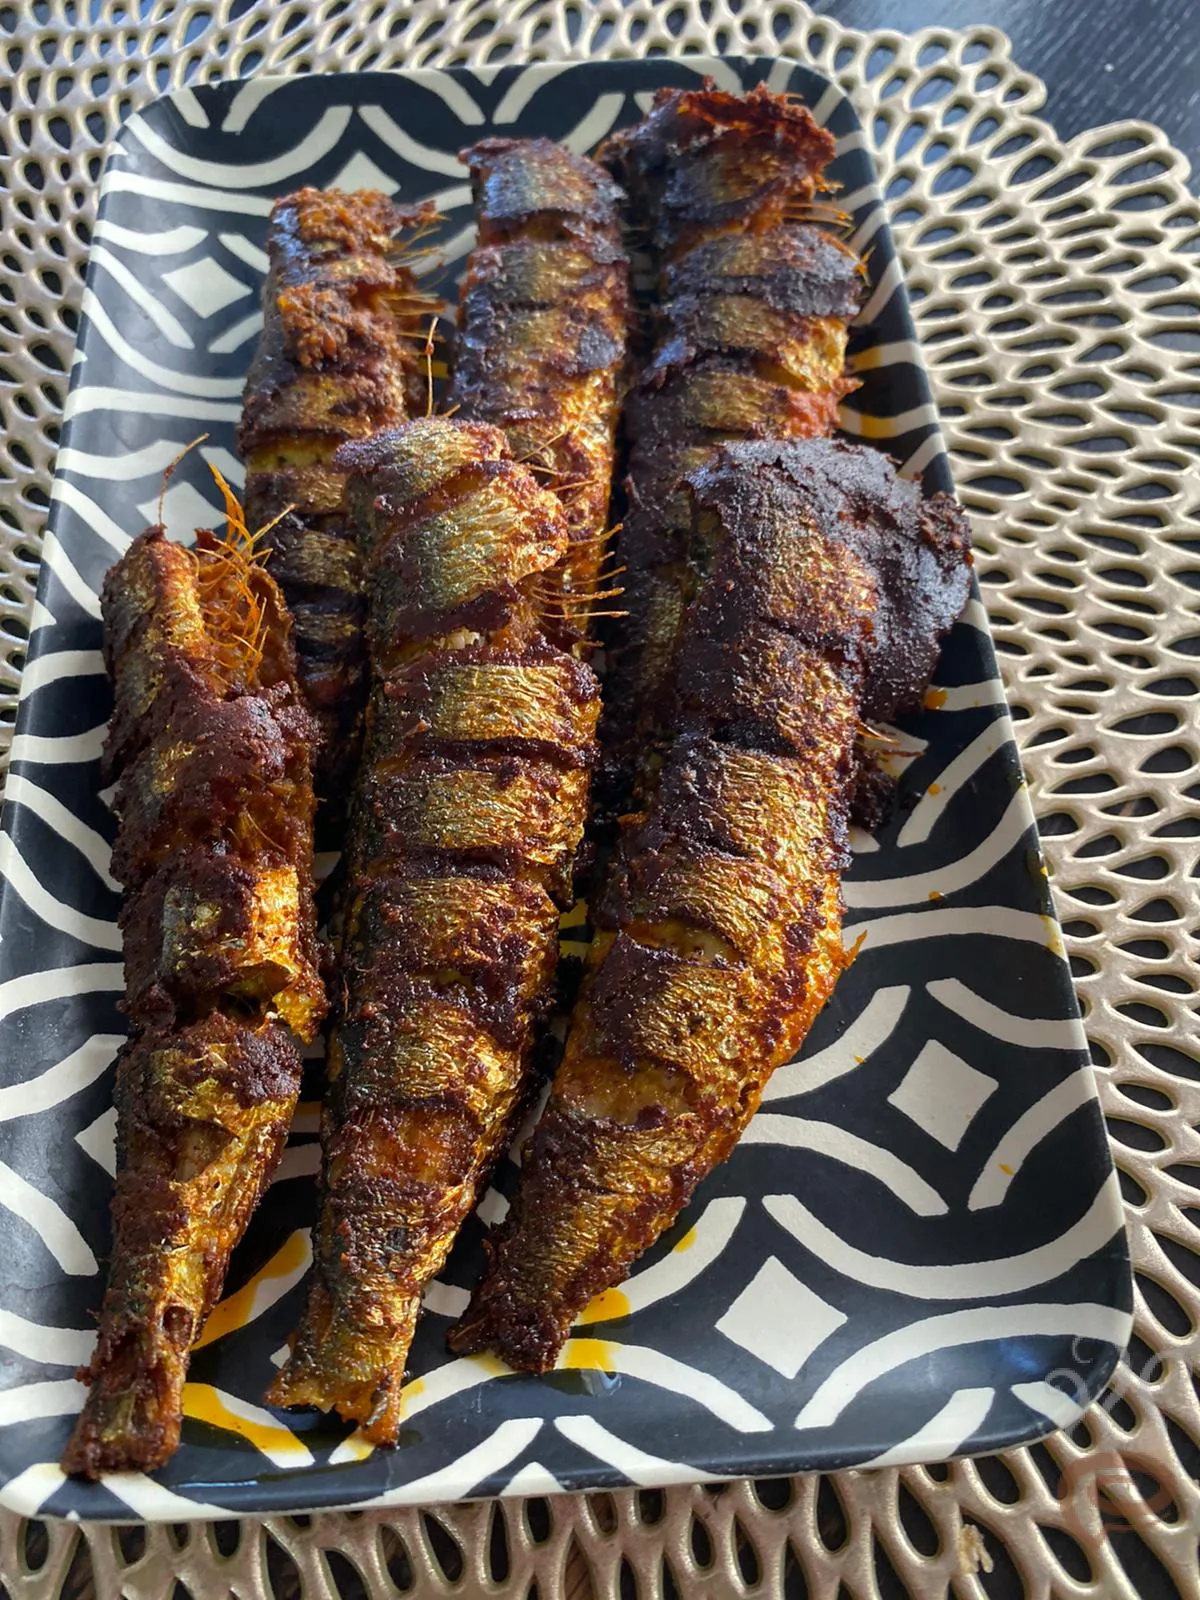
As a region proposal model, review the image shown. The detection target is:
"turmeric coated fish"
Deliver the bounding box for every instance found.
[451,437,971,1372]
[267,419,601,1442]
[451,137,630,619]
[63,519,325,1477]
[239,188,440,803]
[595,84,864,809]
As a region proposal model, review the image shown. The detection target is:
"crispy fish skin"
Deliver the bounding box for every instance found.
[595,86,863,811]
[450,437,971,1371]
[239,188,439,800]
[451,138,630,622]
[101,530,325,1039]
[603,82,841,258]
[62,1017,303,1478]
[63,527,325,1478]
[267,419,601,1443]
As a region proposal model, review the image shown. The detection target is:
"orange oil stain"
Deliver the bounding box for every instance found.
[194,1228,310,1349]
[562,1337,619,1372]
[1040,915,1066,958]
[928,890,943,902]
[844,411,896,442]
[578,1287,631,1325]
[1000,1163,1014,1175]
[467,1352,510,1379]
[672,1226,697,1254]
[924,687,948,710]
[928,782,942,795]
[182,1384,307,1458]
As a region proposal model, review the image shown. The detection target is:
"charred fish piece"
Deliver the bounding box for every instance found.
[450,436,971,1372]
[239,188,440,802]
[63,1016,305,1478]
[595,85,864,809]
[64,521,325,1477]
[451,138,630,626]
[267,419,601,1443]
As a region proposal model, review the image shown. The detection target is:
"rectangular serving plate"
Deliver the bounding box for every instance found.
[0,56,1130,1521]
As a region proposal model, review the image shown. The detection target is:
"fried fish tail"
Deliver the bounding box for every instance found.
[452,437,971,1372]
[64,521,325,1478]
[239,188,441,801]
[451,790,854,1372]
[62,1017,302,1477]
[451,137,630,625]
[595,86,864,808]
[268,419,601,1442]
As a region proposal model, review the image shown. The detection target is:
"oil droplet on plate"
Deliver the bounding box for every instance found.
[182,1384,309,1462]
[578,1287,631,1324]
[562,1336,619,1372]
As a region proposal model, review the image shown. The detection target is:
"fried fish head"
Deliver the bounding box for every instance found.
[600,82,838,256]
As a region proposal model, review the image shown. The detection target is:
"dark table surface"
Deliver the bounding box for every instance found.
[814,0,1200,189]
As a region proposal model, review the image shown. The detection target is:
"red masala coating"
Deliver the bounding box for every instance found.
[267,418,601,1444]
[602,81,839,255]
[686,437,973,722]
[451,438,971,1373]
[64,526,325,1478]
[239,187,440,804]
[451,138,630,630]
[62,1017,303,1479]
[594,85,865,819]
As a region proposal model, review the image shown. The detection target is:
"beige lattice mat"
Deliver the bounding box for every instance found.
[1,3,1198,1597]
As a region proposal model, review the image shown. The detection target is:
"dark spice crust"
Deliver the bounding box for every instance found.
[61,1016,303,1480]
[665,226,863,319]
[600,81,838,255]
[65,528,325,1478]
[267,419,601,1443]
[466,137,626,241]
[592,86,865,821]
[451,439,971,1373]
[451,138,630,628]
[239,188,440,802]
[687,437,973,721]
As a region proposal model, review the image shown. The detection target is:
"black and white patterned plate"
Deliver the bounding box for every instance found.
[0,57,1130,1520]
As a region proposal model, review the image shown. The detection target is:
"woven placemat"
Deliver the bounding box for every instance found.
[1,4,1198,1597]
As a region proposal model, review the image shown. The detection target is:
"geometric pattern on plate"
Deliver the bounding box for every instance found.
[0,53,1130,1522]
[715,1257,848,1379]
[887,1041,998,1153]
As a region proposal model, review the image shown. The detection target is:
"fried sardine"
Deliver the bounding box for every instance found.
[451,438,972,1371]
[63,521,325,1477]
[239,188,439,802]
[451,137,630,616]
[267,419,601,1442]
[595,84,864,807]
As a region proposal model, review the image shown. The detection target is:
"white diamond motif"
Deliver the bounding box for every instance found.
[504,1462,566,1496]
[330,151,399,195]
[716,1256,847,1379]
[136,480,220,545]
[888,1040,998,1152]
[162,255,252,318]
[74,1106,117,1176]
